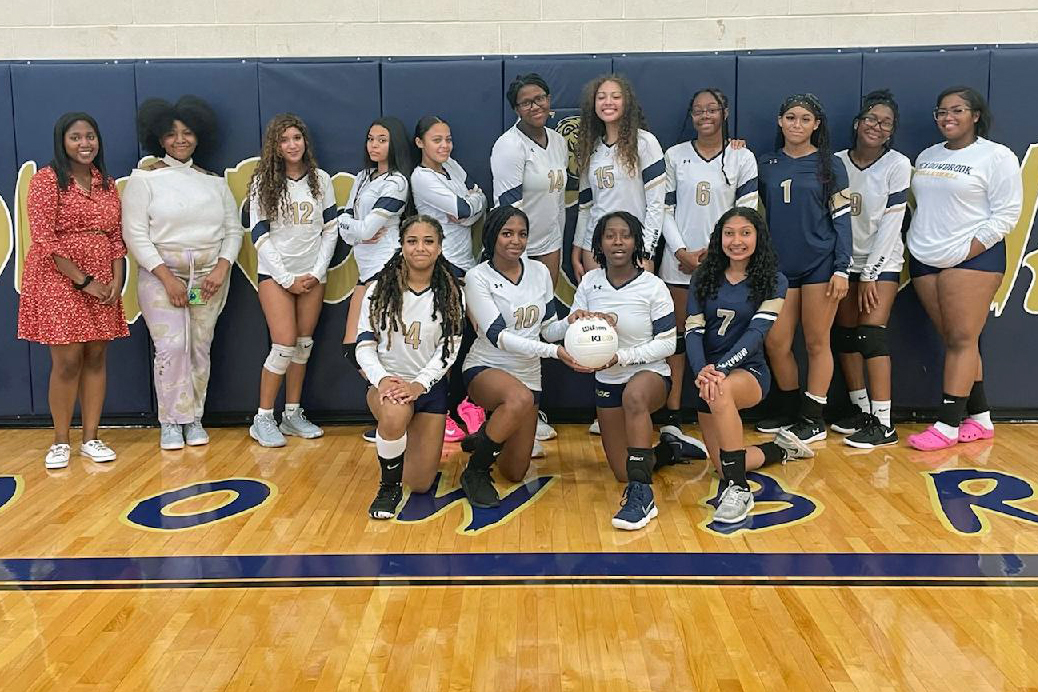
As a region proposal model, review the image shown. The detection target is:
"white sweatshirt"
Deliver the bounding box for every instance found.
[121,155,242,272]
[908,138,1022,268]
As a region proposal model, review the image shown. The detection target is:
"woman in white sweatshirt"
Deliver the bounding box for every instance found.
[122,96,241,451]
[906,86,1022,451]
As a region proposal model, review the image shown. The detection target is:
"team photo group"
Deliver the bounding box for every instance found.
[16,71,1023,532]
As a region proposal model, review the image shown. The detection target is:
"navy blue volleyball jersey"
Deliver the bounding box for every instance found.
[758,150,852,277]
[685,272,788,376]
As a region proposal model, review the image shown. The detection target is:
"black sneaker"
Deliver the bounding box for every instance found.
[754,414,797,433]
[362,428,377,443]
[368,483,403,519]
[783,417,827,443]
[845,416,898,449]
[830,410,870,435]
[461,464,500,508]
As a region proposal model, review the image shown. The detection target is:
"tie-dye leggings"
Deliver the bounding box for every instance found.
[138,247,230,424]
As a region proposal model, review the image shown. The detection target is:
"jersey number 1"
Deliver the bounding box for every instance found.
[780,179,792,204]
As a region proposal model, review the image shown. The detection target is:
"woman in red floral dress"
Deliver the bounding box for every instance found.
[17,112,128,470]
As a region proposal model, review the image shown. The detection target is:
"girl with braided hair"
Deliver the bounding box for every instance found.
[686,207,791,524]
[830,90,911,449]
[659,87,758,447]
[355,215,466,520]
[244,114,338,448]
[458,206,581,508]
[756,93,852,454]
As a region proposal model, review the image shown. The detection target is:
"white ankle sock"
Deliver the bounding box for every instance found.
[969,411,993,429]
[850,389,869,413]
[871,400,891,428]
[934,421,958,439]
[806,392,827,405]
[285,403,300,414]
[257,407,273,416]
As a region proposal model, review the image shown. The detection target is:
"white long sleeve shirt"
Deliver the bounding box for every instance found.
[244,169,338,287]
[121,155,241,272]
[411,159,486,271]
[836,148,910,279]
[908,138,1022,268]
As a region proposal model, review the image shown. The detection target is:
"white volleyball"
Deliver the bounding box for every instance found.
[564,317,619,369]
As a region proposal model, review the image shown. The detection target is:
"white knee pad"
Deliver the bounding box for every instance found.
[292,336,314,365]
[264,343,295,375]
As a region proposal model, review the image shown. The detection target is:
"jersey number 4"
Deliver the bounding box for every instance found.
[404,321,422,349]
[548,170,565,193]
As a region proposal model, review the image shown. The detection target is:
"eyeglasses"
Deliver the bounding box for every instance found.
[691,106,723,117]
[933,106,973,120]
[859,113,894,132]
[517,94,549,111]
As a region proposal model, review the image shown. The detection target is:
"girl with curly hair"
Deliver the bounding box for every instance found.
[571,74,665,282]
[544,211,680,532]
[830,90,911,449]
[244,113,338,447]
[122,95,241,451]
[355,215,466,520]
[756,93,851,450]
[686,207,791,524]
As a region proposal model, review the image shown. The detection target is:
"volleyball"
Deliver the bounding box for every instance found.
[564,317,618,369]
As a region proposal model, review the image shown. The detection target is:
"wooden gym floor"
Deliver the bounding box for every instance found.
[1,423,1037,691]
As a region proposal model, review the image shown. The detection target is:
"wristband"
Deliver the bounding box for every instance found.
[73,274,93,290]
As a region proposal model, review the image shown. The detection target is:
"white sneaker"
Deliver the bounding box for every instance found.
[589,419,601,435]
[160,423,184,450]
[80,439,117,463]
[535,411,557,441]
[531,440,545,458]
[46,444,71,469]
[713,481,754,524]
[280,408,324,439]
[659,425,708,456]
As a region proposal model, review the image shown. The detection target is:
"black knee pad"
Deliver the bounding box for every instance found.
[857,324,889,359]
[832,325,858,354]
[674,333,686,355]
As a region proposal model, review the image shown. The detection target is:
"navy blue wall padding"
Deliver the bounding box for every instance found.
[0,65,31,416]
[500,57,612,131]
[981,47,1038,409]
[614,55,737,151]
[135,62,267,415]
[735,52,862,157]
[258,61,381,175]
[861,50,990,162]
[11,63,153,416]
[2,47,1038,420]
[381,59,503,194]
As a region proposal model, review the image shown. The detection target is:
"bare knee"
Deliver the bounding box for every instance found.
[622,387,653,416]
[706,388,736,415]
[944,329,978,353]
[52,351,83,380]
[500,386,535,414]
[377,405,411,438]
[406,474,437,494]
[82,343,107,371]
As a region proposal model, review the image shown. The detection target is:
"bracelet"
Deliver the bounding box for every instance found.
[72,274,94,290]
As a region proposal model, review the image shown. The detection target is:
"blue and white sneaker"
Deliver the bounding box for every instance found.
[611,481,658,531]
[659,428,708,461]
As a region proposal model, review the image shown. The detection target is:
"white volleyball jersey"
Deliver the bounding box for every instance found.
[575,129,666,255]
[411,158,486,271]
[245,169,337,287]
[908,137,1022,268]
[464,259,561,391]
[660,141,759,284]
[339,169,409,282]
[834,149,910,279]
[545,268,675,385]
[355,280,463,392]
[491,124,568,257]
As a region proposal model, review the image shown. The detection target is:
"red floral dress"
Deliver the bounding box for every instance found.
[17,166,129,344]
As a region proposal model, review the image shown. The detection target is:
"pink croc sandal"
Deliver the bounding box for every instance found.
[457,398,487,436]
[958,418,994,443]
[908,425,958,451]
[443,417,466,443]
